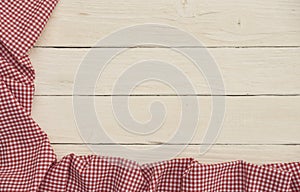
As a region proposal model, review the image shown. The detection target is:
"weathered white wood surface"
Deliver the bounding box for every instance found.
[30,0,300,162]
[30,48,300,95]
[35,0,300,47]
[32,96,300,144]
[52,144,300,163]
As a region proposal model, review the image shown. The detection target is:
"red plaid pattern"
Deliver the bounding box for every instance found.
[0,0,299,191]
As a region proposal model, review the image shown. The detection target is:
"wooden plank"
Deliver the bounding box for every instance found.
[52,144,300,163]
[36,0,300,47]
[32,96,300,144]
[30,48,300,95]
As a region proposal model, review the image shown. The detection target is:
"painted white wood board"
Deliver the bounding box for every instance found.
[30,48,300,95]
[52,144,300,164]
[35,0,300,47]
[32,96,300,144]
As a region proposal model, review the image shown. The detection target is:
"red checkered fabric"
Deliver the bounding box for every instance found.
[0,0,299,191]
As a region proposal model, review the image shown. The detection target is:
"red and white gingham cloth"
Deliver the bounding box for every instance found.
[0,1,299,191]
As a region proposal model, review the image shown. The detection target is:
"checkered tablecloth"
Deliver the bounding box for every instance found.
[0,0,299,191]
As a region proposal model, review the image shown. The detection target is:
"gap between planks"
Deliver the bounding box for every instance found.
[33,46,300,49]
[34,94,300,97]
[51,143,300,146]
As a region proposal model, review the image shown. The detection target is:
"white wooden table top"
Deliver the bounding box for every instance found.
[29,0,300,164]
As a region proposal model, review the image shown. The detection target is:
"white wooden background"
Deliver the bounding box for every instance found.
[29,0,300,163]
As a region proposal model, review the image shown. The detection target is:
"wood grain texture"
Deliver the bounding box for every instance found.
[52,144,300,163]
[35,0,300,47]
[32,96,300,144]
[30,0,300,162]
[30,48,300,95]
